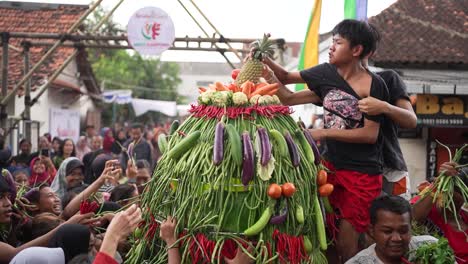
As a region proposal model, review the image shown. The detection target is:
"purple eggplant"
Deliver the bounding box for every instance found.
[241,132,254,186]
[213,121,225,165]
[270,199,288,225]
[2,170,17,202]
[303,129,321,165]
[284,131,300,167]
[257,127,271,166]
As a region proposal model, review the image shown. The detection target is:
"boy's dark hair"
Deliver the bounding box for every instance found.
[110,184,136,203]
[31,213,62,239]
[19,138,31,147]
[332,19,380,59]
[23,184,50,204]
[131,122,144,130]
[370,195,412,225]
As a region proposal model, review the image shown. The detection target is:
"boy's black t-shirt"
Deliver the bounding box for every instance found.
[300,63,389,175]
[377,70,409,172]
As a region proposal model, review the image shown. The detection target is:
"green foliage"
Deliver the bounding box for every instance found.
[410,238,456,264]
[84,7,182,125]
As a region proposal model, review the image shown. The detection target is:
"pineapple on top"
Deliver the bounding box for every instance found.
[235,33,276,86]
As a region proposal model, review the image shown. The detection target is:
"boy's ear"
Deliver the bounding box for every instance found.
[351,44,364,58]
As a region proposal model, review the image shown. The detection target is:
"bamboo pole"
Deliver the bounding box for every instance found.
[23,42,31,141]
[5,0,126,137]
[0,0,104,107]
[1,33,9,130]
[188,0,244,61]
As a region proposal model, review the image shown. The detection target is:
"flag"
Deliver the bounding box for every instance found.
[296,0,322,91]
[344,0,368,20]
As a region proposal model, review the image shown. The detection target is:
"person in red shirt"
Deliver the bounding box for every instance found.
[413,162,468,263]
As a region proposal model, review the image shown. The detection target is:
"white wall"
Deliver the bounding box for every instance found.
[399,137,427,194]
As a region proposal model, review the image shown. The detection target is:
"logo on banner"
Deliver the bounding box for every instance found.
[127,7,175,56]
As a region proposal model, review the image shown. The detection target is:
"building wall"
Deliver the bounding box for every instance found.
[399,137,427,194]
[10,60,98,153]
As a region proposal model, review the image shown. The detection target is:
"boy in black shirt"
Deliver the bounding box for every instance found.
[263,19,388,261]
[358,68,417,200]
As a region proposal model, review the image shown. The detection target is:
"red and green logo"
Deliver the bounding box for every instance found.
[141,22,161,40]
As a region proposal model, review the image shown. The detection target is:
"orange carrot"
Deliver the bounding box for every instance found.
[265,88,278,96]
[250,83,279,97]
[198,87,207,94]
[241,81,253,97]
[227,83,239,92]
[215,82,229,91]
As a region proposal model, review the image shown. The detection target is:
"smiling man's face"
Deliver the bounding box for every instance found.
[370,210,412,262]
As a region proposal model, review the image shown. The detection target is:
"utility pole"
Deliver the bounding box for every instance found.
[1,32,9,133]
[23,41,31,141]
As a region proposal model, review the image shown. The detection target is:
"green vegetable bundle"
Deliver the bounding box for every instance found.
[410,238,456,264]
[126,110,327,263]
[425,142,468,231]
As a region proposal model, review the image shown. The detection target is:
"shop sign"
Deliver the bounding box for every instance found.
[127,7,175,56]
[426,140,437,180]
[416,94,468,127]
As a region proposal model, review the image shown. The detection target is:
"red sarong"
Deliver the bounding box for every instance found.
[323,161,382,233]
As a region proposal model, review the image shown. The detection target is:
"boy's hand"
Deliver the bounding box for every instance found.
[106,204,142,241]
[160,216,178,246]
[309,129,327,141]
[439,162,459,177]
[126,159,138,179]
[358,96,389,115]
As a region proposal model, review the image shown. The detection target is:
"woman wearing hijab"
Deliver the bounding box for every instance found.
[50,157,86,201]
[9,247,65,264]
[102,129,114,154]
[28,157,57,187]
[48,224,92,263]
[76,136,91,161]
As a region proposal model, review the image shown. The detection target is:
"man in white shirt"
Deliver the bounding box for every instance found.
[346,196,437,264]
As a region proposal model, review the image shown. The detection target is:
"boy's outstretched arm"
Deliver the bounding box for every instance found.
[263,67,320,106]
[263,56,304,85]
[358,97,417,129]
[309,118,380,144]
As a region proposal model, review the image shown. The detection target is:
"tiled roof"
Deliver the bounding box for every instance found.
[368,0,468,67]
[0,2,98,94]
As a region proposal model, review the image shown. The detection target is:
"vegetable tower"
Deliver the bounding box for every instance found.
[127,34,328,264]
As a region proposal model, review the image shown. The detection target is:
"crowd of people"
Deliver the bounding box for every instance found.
[0,18,466,264]
[0,122,175,264]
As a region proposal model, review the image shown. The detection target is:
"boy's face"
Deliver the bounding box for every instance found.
[38,187,62,216]
[0,192,12,224]
[369,210,411,262]
[329,34,361,66]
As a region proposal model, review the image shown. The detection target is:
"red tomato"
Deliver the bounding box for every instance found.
[281,182,296,197]
[231,69,241,80]
[319,183,334,197]
[317,170,328,186]
[267,183,282,199]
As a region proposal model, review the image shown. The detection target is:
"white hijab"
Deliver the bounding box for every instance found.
[50,157,80,200]
[9,247,65,264]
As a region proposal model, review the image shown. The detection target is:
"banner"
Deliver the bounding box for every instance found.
[296,0,322,91]
[127,7,175,56]
[131,98,177,117]
[416,94,468,127]
[344,0,368,20]
[49,108,80,143]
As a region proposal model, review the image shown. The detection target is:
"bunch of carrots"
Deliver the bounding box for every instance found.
[198,81,279,99]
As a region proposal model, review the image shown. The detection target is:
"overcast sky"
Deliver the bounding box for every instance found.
[11,0,397,61]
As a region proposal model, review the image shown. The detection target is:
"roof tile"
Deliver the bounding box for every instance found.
[0,3,88,91]
[369,0,468,66]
